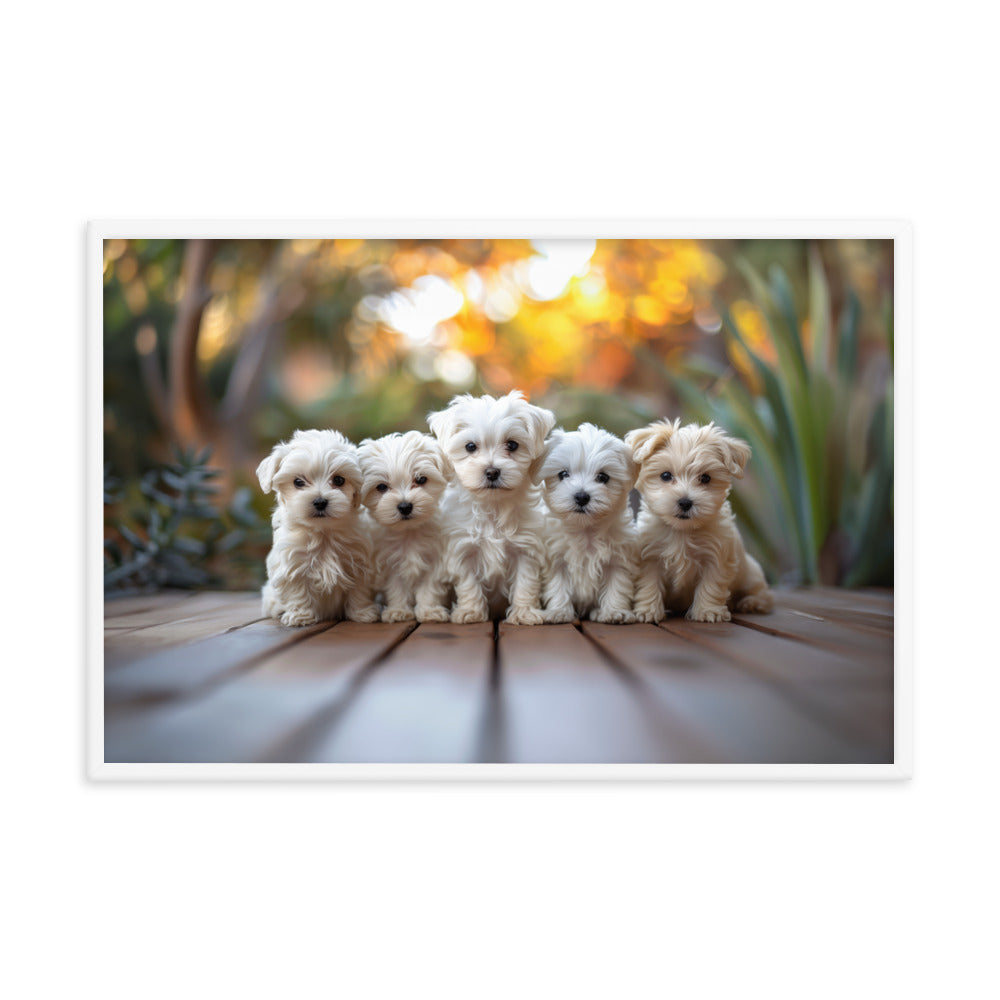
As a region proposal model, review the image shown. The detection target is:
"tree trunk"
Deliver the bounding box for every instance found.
[168,239,218,446]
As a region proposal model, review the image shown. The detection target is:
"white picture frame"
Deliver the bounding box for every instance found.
[89,220,911,781]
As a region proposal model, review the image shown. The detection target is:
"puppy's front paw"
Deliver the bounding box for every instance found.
[381,606,415,623]
[542,605,576,624]
[452,605,489,624]
[280,609,318,627]
[687,605,731,623]
[633,606,665,624]
[415,604,451,623]
[592,607,636,625]
[348,605,381,624]
[506,606,545,626]
[736,591,774,614]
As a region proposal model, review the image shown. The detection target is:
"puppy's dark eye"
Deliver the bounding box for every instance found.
[332,475,345,487]
[558,470,569,480]
[465,442,477,453]
[596,472,609,484]
[415,476,427,486]
[699,473,711,484]
[505,440,519,452]
[293,477,305,488]
[661,471,673,482]
[376,483,389,493]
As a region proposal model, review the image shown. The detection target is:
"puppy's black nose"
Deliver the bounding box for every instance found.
[312,497,328,511]
[574,491,591,507]
[678,497,693,511]
[397,501,413,517]
[485,467,501,482]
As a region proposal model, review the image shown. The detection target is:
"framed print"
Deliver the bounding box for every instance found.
[89,221,910,779]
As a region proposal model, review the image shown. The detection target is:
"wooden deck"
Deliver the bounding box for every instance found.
[103,588,894,765]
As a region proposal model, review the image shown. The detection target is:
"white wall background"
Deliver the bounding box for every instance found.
[2,2,994,997]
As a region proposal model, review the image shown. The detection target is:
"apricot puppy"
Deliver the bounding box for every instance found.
[626,419,773,623]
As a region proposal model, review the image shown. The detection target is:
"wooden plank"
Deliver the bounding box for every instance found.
[782,584,893,605]
[581,622,883,763]
[731,607,893,666]
[776,588,894,634]
[297,622,495,763]
[821,586,893,609]
[662,616,889,684]
[780,586,893,616]
[104,596,265,668]
[100,587,896,766]
[496,623,714,763]
[104,591,260,631]
[102,589,201,619]
[105,622,415,764]
[104,619,333,705]
[656,618,893,755]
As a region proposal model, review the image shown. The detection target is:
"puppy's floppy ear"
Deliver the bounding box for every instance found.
[341,460,365,509]
[355,438,378,492]
[624,419,677,466]
[525,408,558,482]
[427,394,474,446]
[523,401,558,453]
[423,434,453,480]
[356,437,377,468]
[426,407,448,440]
[522,400,558,483]
[533,428,565,483]
[426,406,458,446]
[718,431,751,479]
[621,448,639,489]
[256,441,292,493]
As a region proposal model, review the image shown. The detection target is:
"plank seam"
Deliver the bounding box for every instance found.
[107,621,340,708]
[576,623,728,761]
[253,622,420,763]
[474,620,505,763]
[655,622,890,749]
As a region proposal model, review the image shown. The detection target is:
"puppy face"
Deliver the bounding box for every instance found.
[625,420,751,530]
[357,431,451,527]
[427,390,556,499]
[539,423,636,522]
[257,429,363,528]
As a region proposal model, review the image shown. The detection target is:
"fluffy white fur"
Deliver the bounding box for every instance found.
[357,431,452,623]
[257,429,379,627]
[626,419,774,623]
[427,390,556,624]
[538,423,638,624]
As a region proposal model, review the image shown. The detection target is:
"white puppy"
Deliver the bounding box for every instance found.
[256,429,379,627]
[537,423,638,624]
[427,390,556,624]
[357,431,452,623]
[626,418,774,623]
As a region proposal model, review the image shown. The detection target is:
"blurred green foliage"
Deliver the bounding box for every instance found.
[104,448,267,594]
[647,252,892,586]
[103,239,186,477]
